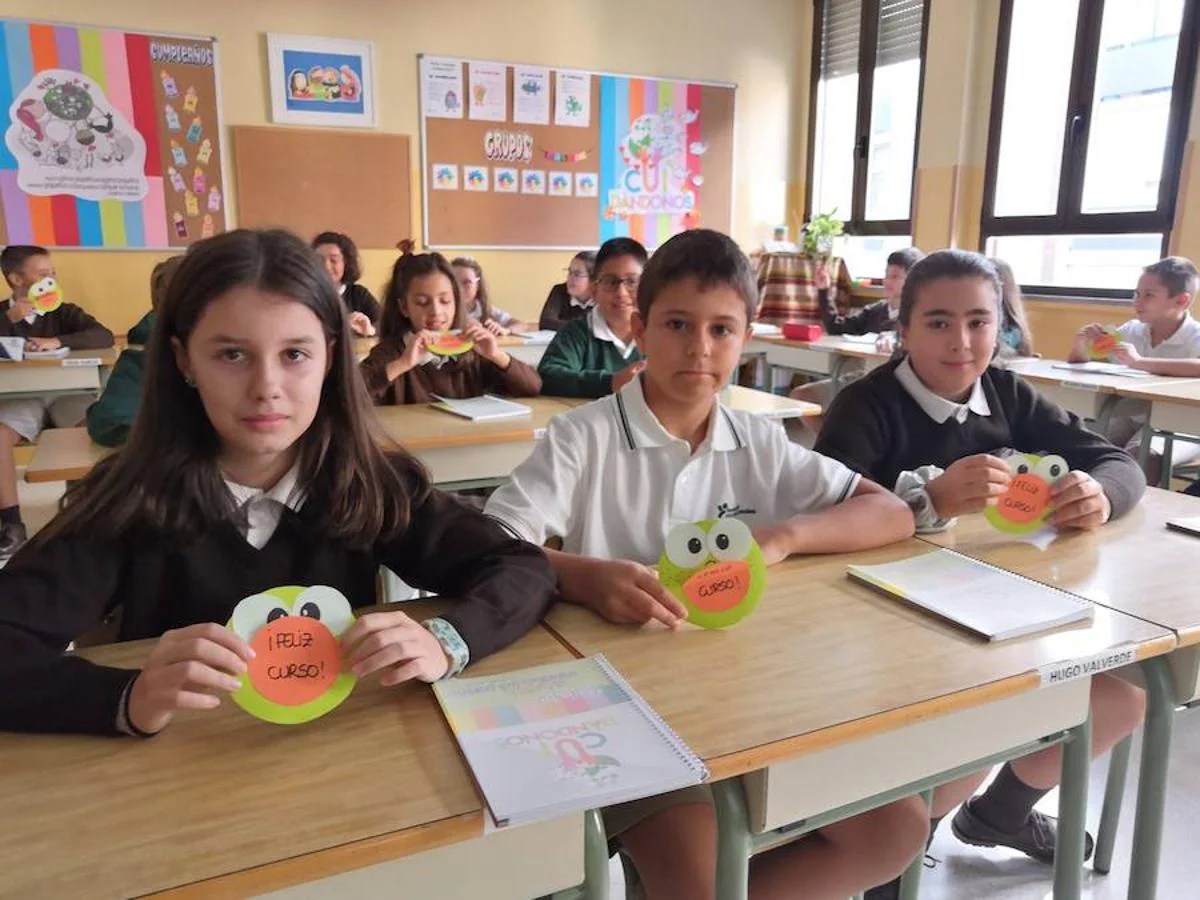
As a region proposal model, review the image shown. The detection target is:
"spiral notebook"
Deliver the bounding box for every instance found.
[430,394,532,422]
[847,548,1094,641]
[433,655,708,828]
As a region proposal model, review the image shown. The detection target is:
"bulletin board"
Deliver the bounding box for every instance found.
[0,17,228,249]
[232,126,412,248]
[419,55,735,250]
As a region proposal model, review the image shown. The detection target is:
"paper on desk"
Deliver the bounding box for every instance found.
[0,337,24,361]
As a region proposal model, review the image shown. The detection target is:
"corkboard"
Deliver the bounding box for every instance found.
[232,125,412,248]
[420,56,734,250]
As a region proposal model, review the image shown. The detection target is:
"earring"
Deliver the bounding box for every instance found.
[184,375,196,387]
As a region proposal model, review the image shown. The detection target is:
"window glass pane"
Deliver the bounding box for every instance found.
[864,0,924,220]
[812,0,862,220]
[992,0,1079,217]
[838,234,913,280]
[985,233,1162,290]
[1080,0,1185,214]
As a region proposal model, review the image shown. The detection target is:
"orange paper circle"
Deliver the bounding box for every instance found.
[247,617,340,707]
[682,560,752,613]
[996,474,1052,524]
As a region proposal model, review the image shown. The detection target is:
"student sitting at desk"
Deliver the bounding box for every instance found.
[1069,256,1200,482]
[990,257,1034,359]
[451,256,534,335]
[0,229,556,736]
[0,244,114,560]
[538,237,647,398]
[815,250,1146,887]
[790,248,924,433]
[538,250,596,331]
[86,256,184,447]
[361,249,541,404]
[312,231,381,337]
[487,230,923,900]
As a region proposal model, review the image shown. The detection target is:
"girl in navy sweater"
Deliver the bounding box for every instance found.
[0,229,555,736]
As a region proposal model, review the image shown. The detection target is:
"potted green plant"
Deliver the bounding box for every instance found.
[801,209,844,259]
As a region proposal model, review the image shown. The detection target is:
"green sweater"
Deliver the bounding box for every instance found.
[85,312,154,447]
[537,316,643,398]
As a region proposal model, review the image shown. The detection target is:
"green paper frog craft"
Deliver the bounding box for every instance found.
[226,585,357,725]
[658,518,767,629]
[984,453,1070,535]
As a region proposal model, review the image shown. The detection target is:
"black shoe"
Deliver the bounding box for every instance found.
[951,800,1094,865]
[0,522,27,561]
[863,878,900,900]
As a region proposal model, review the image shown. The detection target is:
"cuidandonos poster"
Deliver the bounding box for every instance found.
[0,18,227,249]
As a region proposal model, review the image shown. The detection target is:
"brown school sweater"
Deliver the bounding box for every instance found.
[360,340,542,405]
[1,301,114,349]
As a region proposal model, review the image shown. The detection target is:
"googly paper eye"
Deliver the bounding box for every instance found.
[1006,454,1038,476]
[1033,455,1069,484]
[229,592,289,643]
[291,585,355,636]
[706,518,753,562]
[664,524,708,569]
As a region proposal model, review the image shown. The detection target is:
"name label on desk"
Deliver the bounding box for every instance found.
[1038,644,1136,687]
[1058,380,1101,392]
[61,357,101,367]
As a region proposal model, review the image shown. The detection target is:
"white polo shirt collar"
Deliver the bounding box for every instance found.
[589,307,637,359]
[614,375,744,453]
[895,356,990,425]
[224,462,306,549]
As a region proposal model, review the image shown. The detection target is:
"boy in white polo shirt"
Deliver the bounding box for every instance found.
[1070,255,1200,481]
[486,229,920,900]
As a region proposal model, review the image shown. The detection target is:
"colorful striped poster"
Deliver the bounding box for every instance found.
[0,18,226,248]
[597,76,704,246]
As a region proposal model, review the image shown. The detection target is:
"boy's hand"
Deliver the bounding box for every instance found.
[751,522,791,566]
[1048,471,1111,531]
[1078,323,1108,340]
[612,360,647,392]
[562,557,686,629]
[813,262,832,292]
[1112,343,1144,369]
[7,299,33,323]
[926,454,1012,518]
[25,336,62,351]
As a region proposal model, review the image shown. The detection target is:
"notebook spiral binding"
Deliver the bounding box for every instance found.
[593,654,710,782]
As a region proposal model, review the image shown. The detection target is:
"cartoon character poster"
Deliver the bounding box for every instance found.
[598,77,705,246]
[268,34,375,129]
[0,19,227,248]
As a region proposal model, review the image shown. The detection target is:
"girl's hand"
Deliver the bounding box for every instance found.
[926,454,1012,518]
[465,321,510,368]
[1048,471,1111,530]
[348,311,375,337]
[483,318,509,337]
[127,624,253,734]
[400,330,435,368]
[341,611,451,685]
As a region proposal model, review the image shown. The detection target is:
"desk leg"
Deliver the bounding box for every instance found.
[1138,421,1154,472]
[1128,656,1176,900]
[712,778,754,900]
[1093,735,1132,875]
[1094,394,1119,435]
[1159,433,1175,488]
[827,357,847,400]
[550,810,610,900]
[897,788,933,900]
[1053,713,1091,900]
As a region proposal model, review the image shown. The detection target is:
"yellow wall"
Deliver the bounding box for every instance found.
[5,0,806,333]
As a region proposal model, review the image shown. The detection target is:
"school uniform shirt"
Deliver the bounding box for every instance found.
[0,457,556,735]
[537,308,643,398]
[813,356,1146,520]
[85,311,155,447]
[484,374,860,563]
[360,338,542,405]
[467,300,515,328]
[340,282,382,325]
[1117,315,1200,359]
[0,299,114,349]
[818,290,897,336]
[539,282,594,332]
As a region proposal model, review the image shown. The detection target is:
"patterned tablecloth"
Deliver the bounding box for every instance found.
[753,252,855,325]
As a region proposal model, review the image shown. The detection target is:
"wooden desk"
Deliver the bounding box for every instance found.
[759,336,889,395]
[21,426,110,483]
[0,348,117,400]
[921,488,1200,898]
[1003,358,1197,425]
[546,542,1172,899]
[0,621,583,900]
[717,384,819,419]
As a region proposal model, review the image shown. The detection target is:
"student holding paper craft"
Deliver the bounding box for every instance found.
[539,250,597,331]
[361,249,541,404]
[487,230,922,900]
[0,245,115,561]
[1068,256,1200,481]
[312,231,381,337]
[814,249,1146,881]
[451,257,534,335]
[0,229,555,736]
[86,256,185,448]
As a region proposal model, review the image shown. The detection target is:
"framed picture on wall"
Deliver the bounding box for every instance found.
[267,33,377,128]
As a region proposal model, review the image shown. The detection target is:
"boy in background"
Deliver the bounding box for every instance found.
[1070,256,1200,483]
[0,245,114,559]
